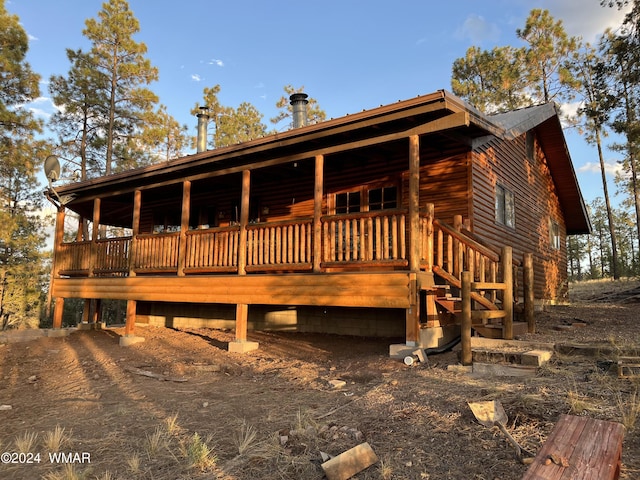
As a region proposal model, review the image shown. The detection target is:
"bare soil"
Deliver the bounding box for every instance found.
[1,280,640,480]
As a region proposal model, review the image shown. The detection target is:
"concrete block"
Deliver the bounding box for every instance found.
[447,364,473,374]
[76,323,94,331]
[470,337,554,351]
[472,362,537,377]
[389,344,416,359]
[228,340,259,354]
[521,349,553,366]
[45,329,71,338]
[119,335,145,347]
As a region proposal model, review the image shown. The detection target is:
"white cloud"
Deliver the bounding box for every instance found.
[455,14,501,45]
[540,0,632,43]
[208,58,224,67]
[578,161,622,177]
[191,74,202,82]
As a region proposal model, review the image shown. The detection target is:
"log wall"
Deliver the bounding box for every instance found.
[471,134,567,300]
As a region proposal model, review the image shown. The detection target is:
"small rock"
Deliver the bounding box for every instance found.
[328,379,347,389]
[279,435,288,446]
[202,402,209,408]
[320,451,332,462]
[0,405,12,411]
[27,375,37,383]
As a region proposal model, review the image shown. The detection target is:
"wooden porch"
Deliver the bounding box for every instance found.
[51,202,534,357]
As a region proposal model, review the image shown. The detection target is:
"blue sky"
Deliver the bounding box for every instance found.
[8,0,633,208]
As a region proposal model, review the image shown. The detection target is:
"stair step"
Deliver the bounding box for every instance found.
[473,322,528,339]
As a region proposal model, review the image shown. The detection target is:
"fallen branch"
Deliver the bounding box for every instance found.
[124,366,188,383]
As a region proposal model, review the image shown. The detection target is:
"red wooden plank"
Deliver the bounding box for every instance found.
[522,415,624,480]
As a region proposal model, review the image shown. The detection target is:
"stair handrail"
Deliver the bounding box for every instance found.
[433,219,500,263]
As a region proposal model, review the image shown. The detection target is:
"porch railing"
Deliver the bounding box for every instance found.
[246,219,313,271]
[321,210,407,266]
[185,226,240,273]
[95,237,131,275]
[133,232,180,272]
[57,241,91,276]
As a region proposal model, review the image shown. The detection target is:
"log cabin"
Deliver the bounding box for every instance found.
[46,90,590,355]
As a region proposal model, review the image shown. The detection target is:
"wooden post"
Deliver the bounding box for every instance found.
[91,299,102,324]
[461,271,472,366]
[52,297,64,329]
[406,136,421,346]
[235,303,248,342]
[523,252,535,334]
[313,154,324,272]
[177,180,191,276]
[238,170,250,275]
[405,273,420,345]
[502,246,513,340]
[425,203,434,271]
[81,299,91,324]
[129,190,141,276]
[90,198,101,276]
[88,199,101,326]
[408,135,421,272]
[48,206,66,319]
[124,299,136,336]
[453,215,463,278]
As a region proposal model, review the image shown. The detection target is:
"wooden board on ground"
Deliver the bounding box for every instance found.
[522,414,624,480]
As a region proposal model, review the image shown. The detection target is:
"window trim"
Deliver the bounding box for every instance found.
[495,184,515,229]
[329,181,400,215]
[549,217,561,250]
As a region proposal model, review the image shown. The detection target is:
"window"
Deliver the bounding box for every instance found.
[335,191,361,214]
[549,218,561,250]
[526,131,535,162]
[495,185,515,228]
[368,186,398,211]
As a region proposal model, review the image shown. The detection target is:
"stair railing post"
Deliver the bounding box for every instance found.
[461,271,472,366]
[425,203,434,271]
[453,215,463,279]
[523,252,535,333]
[501,246,513,340]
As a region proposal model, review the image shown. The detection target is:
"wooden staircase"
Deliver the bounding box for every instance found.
[420,209,533,344]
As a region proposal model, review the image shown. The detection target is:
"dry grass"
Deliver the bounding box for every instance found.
[614,382,640,431]
[41,464,88,480]
[233,420,259,456]
[144,426,169,458]
[43,425,72,452]
[13,431,38,454]
[180,432,217,471]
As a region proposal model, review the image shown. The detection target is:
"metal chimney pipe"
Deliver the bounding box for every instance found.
[290,93,309,128]
[196,106,209,153]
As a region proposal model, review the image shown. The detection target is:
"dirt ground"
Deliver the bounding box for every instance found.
[1,280,640,480]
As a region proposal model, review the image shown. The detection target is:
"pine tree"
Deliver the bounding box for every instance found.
[191,85,267,149]
[0,0,48,329]
[49,48,107,181]
[83,0,159,174]
[516,9,581,105]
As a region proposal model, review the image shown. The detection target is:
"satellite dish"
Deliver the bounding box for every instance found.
[44,155,61,182]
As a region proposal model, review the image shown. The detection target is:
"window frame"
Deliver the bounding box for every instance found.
[495,184,515,229]
[549,217,561,250]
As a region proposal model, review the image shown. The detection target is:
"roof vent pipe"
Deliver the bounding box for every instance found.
[196,106,209,153]
[290,93,309,128]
